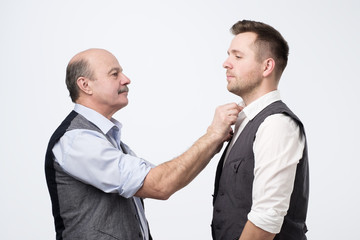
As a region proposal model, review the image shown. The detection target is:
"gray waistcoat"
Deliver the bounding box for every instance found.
[212,101,309,240]
[45,111,144,240]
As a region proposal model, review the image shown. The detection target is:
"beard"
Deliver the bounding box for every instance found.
[227,74,262,98]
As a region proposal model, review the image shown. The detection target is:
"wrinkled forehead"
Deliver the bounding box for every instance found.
[85,49,122,75]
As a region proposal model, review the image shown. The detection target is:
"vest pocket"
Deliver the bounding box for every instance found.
[94,228,120,239]
[229,157,254,201]
[232,158,243,173]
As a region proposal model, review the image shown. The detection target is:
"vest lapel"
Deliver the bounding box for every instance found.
[213,141,231,204]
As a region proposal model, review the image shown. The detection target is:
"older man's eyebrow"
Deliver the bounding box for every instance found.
[108,67,123,75]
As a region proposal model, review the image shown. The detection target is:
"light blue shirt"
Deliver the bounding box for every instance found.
[52,104,154,239]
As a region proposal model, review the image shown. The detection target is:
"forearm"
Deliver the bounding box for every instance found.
[135,131,223,200]
[239,221,275,240]
[135,103,241,200]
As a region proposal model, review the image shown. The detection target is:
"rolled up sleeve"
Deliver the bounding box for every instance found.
[53,129,154,198]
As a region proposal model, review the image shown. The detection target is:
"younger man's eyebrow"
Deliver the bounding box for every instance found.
[228,49,244,55]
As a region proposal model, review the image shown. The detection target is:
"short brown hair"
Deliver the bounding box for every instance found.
[231,20,289,76]
[65,59,94,102]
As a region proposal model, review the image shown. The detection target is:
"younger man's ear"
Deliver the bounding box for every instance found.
[262,58,275,78]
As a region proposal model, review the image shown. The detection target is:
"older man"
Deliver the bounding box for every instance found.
[45,48,240,240]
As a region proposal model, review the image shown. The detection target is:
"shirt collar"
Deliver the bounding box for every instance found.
[74,104,123,135]
[240,90,282,121]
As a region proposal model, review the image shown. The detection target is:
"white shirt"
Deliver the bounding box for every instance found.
[224,90,305,234]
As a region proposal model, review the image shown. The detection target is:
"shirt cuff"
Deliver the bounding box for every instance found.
[247,209,284,234]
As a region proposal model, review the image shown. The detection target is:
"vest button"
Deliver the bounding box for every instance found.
[215,208,221,213]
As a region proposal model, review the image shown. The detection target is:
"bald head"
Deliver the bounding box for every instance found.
[65,48,115,102]
[69,48,116,65]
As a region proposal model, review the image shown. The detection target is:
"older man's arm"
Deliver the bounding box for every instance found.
[135,103,241,200]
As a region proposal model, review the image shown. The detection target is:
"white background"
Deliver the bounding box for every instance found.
[1,0,359,239]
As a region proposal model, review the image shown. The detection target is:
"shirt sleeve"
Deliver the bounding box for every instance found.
[247,114,305,233]
[52,129,154,198]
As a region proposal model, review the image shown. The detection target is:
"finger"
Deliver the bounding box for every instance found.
[227,109,240,117]
[223,102,240,110]
[228,116,238,125]
[225,103,242,114]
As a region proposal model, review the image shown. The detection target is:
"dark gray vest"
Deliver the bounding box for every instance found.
[45,111,147,240]
[212,101,309,240]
